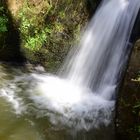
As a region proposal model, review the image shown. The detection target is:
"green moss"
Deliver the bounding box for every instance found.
[0,6,8,49]
[131,71,140,82]
[16,0,88,71]
[0,7,8,33]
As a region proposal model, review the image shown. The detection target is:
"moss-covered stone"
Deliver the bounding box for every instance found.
[5,0,92,71]
[0,0,100,71]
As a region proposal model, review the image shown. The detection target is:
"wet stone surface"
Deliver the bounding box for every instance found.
[116,40,140,140]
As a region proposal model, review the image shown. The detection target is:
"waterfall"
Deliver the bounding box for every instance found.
[28,0,140,129]
[0,0,140,131]
[60,0,140,100]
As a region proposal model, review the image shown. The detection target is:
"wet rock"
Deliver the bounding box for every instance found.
[116,40,140,140]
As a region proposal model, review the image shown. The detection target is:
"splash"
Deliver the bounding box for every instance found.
[0,88,25,114]
[30,74,114,130]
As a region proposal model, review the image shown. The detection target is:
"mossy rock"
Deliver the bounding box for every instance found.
[16,0,89,71]
[3,0,100,71]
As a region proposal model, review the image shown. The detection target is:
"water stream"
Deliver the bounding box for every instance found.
[0,0,140,139]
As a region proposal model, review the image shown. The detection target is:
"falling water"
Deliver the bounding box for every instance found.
[0,0,140,135]
[61,0,140,100]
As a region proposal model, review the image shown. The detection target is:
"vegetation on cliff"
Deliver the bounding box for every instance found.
[0,6,8,33]
[14,0,88,71]
[0,5,8,48]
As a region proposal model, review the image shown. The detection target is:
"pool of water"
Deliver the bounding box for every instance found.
[0,64,115,140]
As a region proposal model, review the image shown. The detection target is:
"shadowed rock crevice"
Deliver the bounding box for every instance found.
[86,0,101,18]
[130,10,140,44]
[0,0,26,63]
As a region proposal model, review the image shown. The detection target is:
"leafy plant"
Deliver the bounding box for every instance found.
[16,0,87,71]
[131,71,140,82]
[0,6,8,33]
[18,0,54,51]
[25,30,47,51]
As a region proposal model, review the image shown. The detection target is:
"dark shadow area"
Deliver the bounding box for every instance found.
[115,42,140,140]
[0,0,26,64]
[86,0,101,18]
[130,10,140,44]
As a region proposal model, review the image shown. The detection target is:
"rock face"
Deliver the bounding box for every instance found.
[130,10,140,44]
[6,0,23,17]
[116,40,140,140]
[0,0,101,70]
[0,1,25,63]
[1,0,91,71]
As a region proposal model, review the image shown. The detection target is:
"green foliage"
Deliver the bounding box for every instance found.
[25,30,47,51]
[17,0,87,71]
[133,125,140,139]
[134,75,140,82]
[132,76,140,82]
[0,6,8,33]
[18,1,53,51]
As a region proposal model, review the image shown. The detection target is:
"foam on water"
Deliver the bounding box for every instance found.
[0,73,114,130]
[28,74,114,130]
[0,88,25,114]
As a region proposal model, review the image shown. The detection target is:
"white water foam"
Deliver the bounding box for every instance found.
[0,73,114,130]
[0,87,25,114]
[29,74,114,130]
